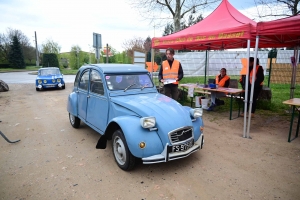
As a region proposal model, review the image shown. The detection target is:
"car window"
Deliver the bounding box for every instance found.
[105,73,154,91]
[90,70,104,95]
[74,71,81,87]
[40,69,60,75]
[79,70,90,90]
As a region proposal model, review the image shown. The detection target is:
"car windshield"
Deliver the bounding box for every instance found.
[105,74,154,91]
[40,69,61,76]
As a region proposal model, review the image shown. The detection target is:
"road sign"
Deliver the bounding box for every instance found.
[93,33,102,48]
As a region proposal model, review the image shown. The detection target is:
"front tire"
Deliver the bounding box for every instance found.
[69,113,80,128]
[112,129,136,171]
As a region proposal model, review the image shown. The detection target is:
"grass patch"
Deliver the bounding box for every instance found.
[1,67,299,115]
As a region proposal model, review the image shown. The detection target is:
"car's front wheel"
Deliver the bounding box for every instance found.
[112,129,136,171]
[69,113,80,128]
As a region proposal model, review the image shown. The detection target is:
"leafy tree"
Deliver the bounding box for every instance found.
[162,23,174,36]
[8,36,25,69]
[162,13,203,36]
[42,53,59,67]
[41,39,61,54]
[255,0,299,17]
[129,0,220,32]
[69,45,81,69]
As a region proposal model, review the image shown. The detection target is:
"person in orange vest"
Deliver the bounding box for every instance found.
[207,68,230,111]
[239,57,264,118]
[158,48,184,100]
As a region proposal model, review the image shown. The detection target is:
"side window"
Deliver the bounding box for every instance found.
[79,70,90,90]
[90,70,104,95]
[74,71,81,87]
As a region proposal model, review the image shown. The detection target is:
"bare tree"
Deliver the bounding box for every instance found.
[41,39,61,54]
[122,37,148,59]
[255,0,299,17]
[129,0,220,33]
[0,28,33,62]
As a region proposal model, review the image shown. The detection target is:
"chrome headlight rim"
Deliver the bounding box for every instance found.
[43,80,47,83]
[140,117,156,129]
[190,108,203,118]
[57,78,61,83]
[37,79,42,84]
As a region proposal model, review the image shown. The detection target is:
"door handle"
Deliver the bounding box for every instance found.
[87,95,90,98]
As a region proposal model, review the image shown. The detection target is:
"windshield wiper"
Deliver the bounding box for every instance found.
[124,83,136,92]
[141,83,148,90]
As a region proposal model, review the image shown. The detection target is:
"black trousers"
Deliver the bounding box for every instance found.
[164,84,179,100]
[244,86,262,113]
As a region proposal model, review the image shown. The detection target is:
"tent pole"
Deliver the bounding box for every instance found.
[246,36,259,139]
[204,50,208,85]
[290,46,299,101]
[243,39,251,138]
[207,50,210,85]
[268,57,272,87]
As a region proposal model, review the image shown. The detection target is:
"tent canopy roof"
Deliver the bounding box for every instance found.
[152,0,257,50]
[257,15,300,48]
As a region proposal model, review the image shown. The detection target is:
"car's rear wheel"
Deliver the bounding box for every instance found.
[112,129,136,171]
[69,113,80,128]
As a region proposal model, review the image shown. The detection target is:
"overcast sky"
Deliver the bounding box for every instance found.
[0,0,278,53]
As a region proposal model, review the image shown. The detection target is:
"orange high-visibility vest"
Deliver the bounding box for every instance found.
[162,60,180,84]
[215,75,230,87]
[250,65,263,85]
[240,65,263,85]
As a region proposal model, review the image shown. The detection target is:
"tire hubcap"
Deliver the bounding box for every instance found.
[113,136,126,165]
[70,114,75,125]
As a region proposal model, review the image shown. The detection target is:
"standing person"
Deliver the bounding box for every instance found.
[158,48,184,100]
[239,57,264,118]
[207,68,230,111]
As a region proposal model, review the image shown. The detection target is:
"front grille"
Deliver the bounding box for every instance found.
[169,126,193,144]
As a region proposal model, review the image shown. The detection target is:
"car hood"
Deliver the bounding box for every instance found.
[111,93,193,142]
[36,75,63,79]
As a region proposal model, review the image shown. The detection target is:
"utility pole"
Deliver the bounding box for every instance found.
[35,31,39,67]
[106,43,108,63]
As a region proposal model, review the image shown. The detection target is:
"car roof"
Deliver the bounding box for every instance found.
[79,64,148,74]
[39,67,60,70]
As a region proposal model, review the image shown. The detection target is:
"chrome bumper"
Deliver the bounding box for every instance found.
[142,134,204,164]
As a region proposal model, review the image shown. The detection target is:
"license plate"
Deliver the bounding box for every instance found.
[172,139,194,152]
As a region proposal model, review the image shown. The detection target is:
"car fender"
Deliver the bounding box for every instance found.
[112,116,164,158]
[67,91,78,116]
[182,106,204,142]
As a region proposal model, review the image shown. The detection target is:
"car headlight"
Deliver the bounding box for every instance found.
[140,117,156,128]
[190,108,203,118]
[52,79,56,83]
[38,80,42,84]
[57,78,61,83]
[43,80,47,83]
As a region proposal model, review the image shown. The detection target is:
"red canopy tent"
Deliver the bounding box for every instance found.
[257,15,300,48]
[152,0,257,50]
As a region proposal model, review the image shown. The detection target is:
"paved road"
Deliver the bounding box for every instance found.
[0,71,76,84]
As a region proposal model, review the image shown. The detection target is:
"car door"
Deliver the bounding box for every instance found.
[86,69,109,133]
[77,69,90,120]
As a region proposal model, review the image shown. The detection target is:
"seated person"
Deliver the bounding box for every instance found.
[207,68,230,111]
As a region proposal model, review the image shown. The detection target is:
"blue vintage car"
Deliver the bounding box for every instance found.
[36,67,65,91]
[67,64,204,171]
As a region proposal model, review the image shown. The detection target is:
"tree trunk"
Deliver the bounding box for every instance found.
[173,0,181,32]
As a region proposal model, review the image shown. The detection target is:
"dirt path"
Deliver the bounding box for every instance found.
[0,84,300,200]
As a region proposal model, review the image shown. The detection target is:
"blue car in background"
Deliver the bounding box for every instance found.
[67,64,204,171]
[36,67,65,91]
